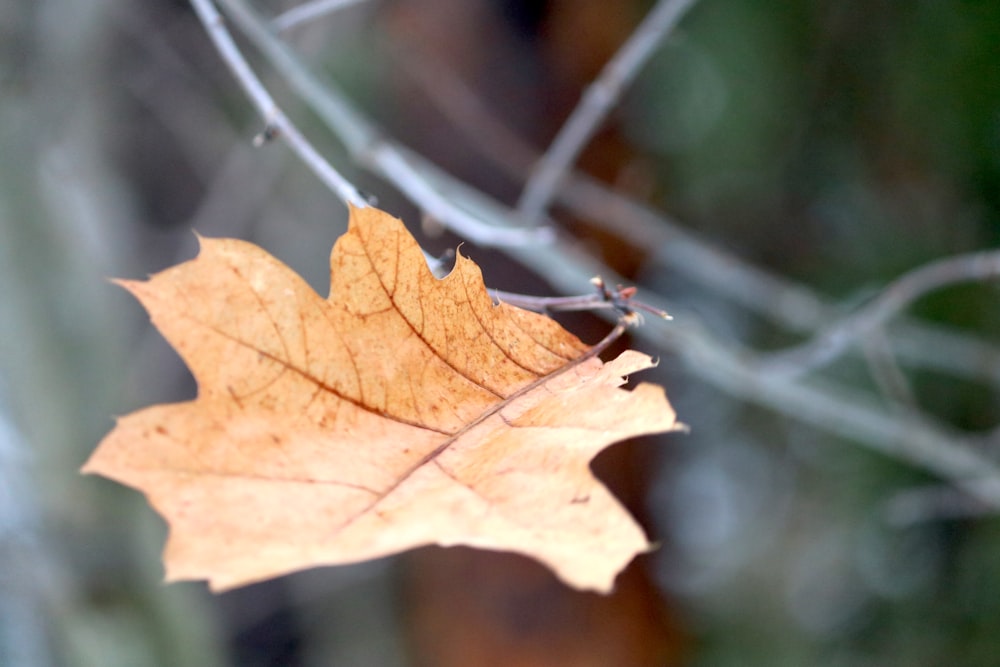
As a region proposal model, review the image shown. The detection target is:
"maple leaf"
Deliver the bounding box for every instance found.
[83,206,681,593]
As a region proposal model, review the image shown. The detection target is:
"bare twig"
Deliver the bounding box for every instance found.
[215,0,553,247]
[203,0,1000,503]
[548,173,1000,387]
[676,332,1000,510]
[273,0,367,32]
[759,250,1000,377]
[393,47,829,325]
[188,0,368,207]
[516,0,699,223]
[892,322,1000,388]
[490,278,671,320]
[398,52,1000,388]
[375,148,554,246]
[499,240,1000,509]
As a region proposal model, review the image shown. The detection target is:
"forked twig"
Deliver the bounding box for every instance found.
[516,0,699,223]
[497,236,1000,510]
[216,0,552,248]
[759,249,1000,377]
[398,49,1000,389]
[195,0,1000,507]
[188,0,367,207]
[490,277,671,322]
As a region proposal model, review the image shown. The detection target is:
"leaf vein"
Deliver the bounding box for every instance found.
[185,313,451,435]
[356,226,505,400]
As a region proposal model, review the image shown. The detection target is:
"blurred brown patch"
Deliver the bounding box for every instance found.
[381,2,685,664]
[404,547,683,667]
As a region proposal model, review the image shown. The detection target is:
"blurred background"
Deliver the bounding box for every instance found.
[3,0,1000,665]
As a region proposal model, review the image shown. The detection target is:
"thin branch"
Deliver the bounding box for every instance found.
[205,0,1000,502]
[188,0,368,208]
[499,239,1000,510]
[674,329,1000,510]
[214,0,1000,402]
[516,0,698,223]
[397,51,1000,388]
[393,46,833,332]
[215,0,552,247]
[489,278,671,320]
[554,175,1000,387]
[892,322,1000,388]
[273,0,367,32]
[758,249,1000,377]
[375,148,553,246]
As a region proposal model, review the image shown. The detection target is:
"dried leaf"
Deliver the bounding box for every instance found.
[83,206,680,593]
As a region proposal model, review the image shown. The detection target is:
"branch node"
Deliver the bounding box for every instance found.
[252,122,281,146]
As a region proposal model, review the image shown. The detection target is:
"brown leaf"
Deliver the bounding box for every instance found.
[83,206,680,593]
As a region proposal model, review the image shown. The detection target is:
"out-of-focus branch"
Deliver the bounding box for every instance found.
[273,0,367,32]
[215,0,552,248]
[0,408,54,667]
[498,239,1000,510]
[397,47,1000,389]
[861,332,918,409]
[394,46,825,327]
[884,482,995,525]
[527,157,1000,388]
[758,249,1000,377]
[188,0,368,207]
[516,0,699,223]
[201,0,1000,506]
